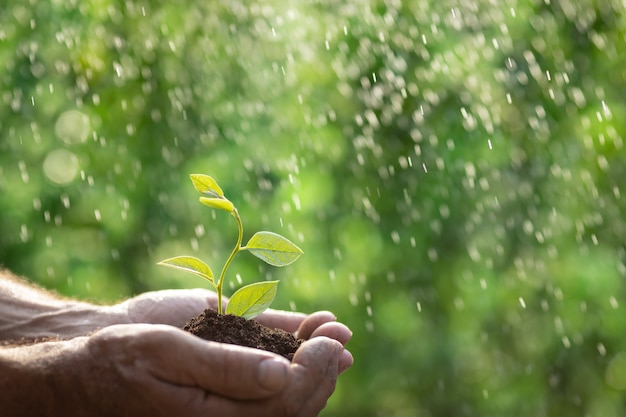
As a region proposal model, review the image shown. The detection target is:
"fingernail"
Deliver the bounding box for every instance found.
[257,358,289,391]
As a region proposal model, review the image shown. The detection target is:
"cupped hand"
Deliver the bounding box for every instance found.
[115,289,353,373]
[42,323,347,417]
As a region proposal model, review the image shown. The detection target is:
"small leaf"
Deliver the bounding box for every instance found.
[190,174,224,197]
[157,256,215,286]
[226,281,278,319]
[199,197,235,213]
[245,231,303,267]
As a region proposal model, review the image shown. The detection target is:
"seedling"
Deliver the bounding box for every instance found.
[157,174,303,319]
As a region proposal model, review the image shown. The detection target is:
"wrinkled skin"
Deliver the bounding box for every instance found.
[0,282,353,417]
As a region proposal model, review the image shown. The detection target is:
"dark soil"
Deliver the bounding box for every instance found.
[183,309,303,361]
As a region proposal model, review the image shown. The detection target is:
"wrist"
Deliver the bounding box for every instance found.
[0,301,129,342]
[43,301,130,339]
[0,272,129,342]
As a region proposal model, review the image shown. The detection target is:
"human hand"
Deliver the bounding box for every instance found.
[114,288,221,327]
[9,323,348,416]
[115,288,353,373]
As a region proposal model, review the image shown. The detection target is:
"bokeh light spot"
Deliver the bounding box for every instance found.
[43,149,79,185]
[54,110,91,144]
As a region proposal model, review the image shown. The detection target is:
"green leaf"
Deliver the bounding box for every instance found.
[199,196,235,213]
[245,231,303,266]
[226,281,279,319]
[157,256,216,286]
[190,174,224,197]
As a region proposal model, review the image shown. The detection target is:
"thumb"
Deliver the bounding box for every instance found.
[148,326,290,399]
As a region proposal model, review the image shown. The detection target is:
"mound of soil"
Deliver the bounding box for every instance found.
[183,309,303,361]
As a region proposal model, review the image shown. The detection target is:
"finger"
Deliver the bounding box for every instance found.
[186,337,345,417]
[299,321,354,373]
[255,309,307,333]
[295,311,337,340]
[287,337,343,417]
[140,325,291,400]
[309,321,352,346]
[339,349,354,374]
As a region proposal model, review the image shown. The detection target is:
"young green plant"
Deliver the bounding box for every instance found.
[157,174,303,319]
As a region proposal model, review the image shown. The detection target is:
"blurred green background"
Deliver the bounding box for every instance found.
[2,0,626,415]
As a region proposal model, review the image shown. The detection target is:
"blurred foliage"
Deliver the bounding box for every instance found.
[1,0,626,415]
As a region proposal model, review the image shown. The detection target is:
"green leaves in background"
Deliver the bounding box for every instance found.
[245,231,304,266]
[3,0,626,415]
[226,281,279,319]
[157,256,216,286]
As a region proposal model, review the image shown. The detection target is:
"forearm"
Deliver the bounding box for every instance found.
[0,269,124,341]
[0,337,91,416]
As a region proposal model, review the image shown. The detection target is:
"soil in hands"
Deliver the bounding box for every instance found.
[183,309,303,361]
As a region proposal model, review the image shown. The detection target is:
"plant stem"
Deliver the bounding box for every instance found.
[216,207,243,314]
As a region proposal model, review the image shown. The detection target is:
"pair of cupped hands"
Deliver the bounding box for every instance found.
[41,288,353,417]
